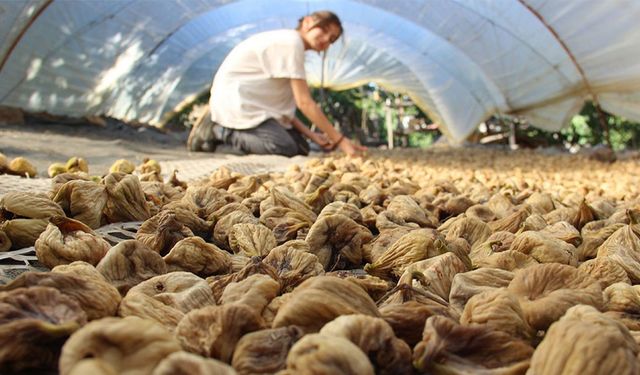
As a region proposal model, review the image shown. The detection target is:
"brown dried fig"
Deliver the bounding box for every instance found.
[510,230,578,265]
[102,172,151,222]
[175,303,263,362]
[319,314,412,375]
[164,236,232,277]
[35,216,110,268]
[228,223,277,257]
[1,268,121,320]
[461,288,534,340]
[119,272,215,331]
[0,286,87,372]
[220,274,280,316]
[263,240,324,292]
[231,326,303,374]
[579,257,631,288]
[507,263,603,330]
[136,210,194,255]
[153,351,237,375]
[365,229,444,279]
[306,214,372,270]
[59,316,181,375]
[449,267,514,313]
[413,316,533,374]
[96,239,167,295]
[282,333,374,375]
[272,276,380,333]
[529,305,639,375]
[52,179,108,229]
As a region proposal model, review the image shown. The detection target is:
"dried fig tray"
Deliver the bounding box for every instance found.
[0,221,142,283]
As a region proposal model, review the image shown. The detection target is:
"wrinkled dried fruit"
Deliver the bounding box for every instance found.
[366,229,445,279]
[53,179,108,229]
[510,230,578,265]
[164,236,232,277]
[319,314,412,375]
[35,216,110,268]
[103,172,151,222]
[282,333,374,375]
[136,210,194,255]
[263,240,324,292]
[529,305,639,375]
[119,272,216,331]
[228,223,276,257]
[273,276,380,333]
[220,274,280,316]
[0,286,87,372]
[231,326,303,374]
[2,268,121,320]
[579,257,631,288]
[153,351,237,375]
[461,288,534,339]
[175,303,263,362]
[413,316,533,374]
[59,316,181,375]
[306,214,372,270]
[96,239,167,295]
[507,263,603,330]
[8,156,37,177]
[449,267,514,313]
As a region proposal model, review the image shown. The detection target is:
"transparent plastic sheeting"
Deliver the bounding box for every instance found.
[1,0,640,142]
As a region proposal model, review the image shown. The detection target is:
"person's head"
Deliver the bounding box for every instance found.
[296,10,343,52]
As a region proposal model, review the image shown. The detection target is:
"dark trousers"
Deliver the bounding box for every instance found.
[220,118,310,157]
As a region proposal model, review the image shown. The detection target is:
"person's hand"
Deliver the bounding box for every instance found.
[337,137,367,157]
[308,132,333,150]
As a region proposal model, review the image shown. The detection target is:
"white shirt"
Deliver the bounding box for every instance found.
[209,29,306,130]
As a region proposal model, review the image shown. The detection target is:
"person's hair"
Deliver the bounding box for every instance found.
[296,10,343,38]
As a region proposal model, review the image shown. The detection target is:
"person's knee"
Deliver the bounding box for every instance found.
[263,138,301,157]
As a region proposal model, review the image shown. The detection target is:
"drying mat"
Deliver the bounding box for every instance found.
[0,174,51,197]
[0,153,310,281]
[0,153,310,198]
[162,154,310,182]
[0,221,142,284]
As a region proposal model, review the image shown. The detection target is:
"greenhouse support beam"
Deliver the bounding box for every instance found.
[517,0,611,147]
[0,0,53,75]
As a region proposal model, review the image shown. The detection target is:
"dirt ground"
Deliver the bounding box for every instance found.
[0,119,235,178]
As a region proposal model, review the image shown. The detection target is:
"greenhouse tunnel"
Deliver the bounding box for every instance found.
[2,0,640,143]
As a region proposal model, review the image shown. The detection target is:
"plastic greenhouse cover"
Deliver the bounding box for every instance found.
[1,0,639,142]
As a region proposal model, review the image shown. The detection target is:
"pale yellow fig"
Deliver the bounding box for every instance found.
[48,162,68,178]
[139,158,161,174]
[109,159,135,174]
[8,156,37,177]
[65,157,89,173]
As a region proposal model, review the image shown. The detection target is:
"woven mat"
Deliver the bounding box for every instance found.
[0,153,310,281]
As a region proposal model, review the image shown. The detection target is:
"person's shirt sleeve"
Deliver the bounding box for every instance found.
[260,34,306,79]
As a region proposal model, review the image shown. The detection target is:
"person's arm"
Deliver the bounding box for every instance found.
[290,78,367,156]
[290,117,332,149]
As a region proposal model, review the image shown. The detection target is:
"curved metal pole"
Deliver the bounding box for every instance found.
[0,0,54,74]
[517,0,611,146]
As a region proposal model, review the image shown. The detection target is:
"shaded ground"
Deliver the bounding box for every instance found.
[0,118,226,177]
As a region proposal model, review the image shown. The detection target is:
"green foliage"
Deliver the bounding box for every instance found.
[408,132,437,148]
[561,101,640,151]
[307,84,436,147]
